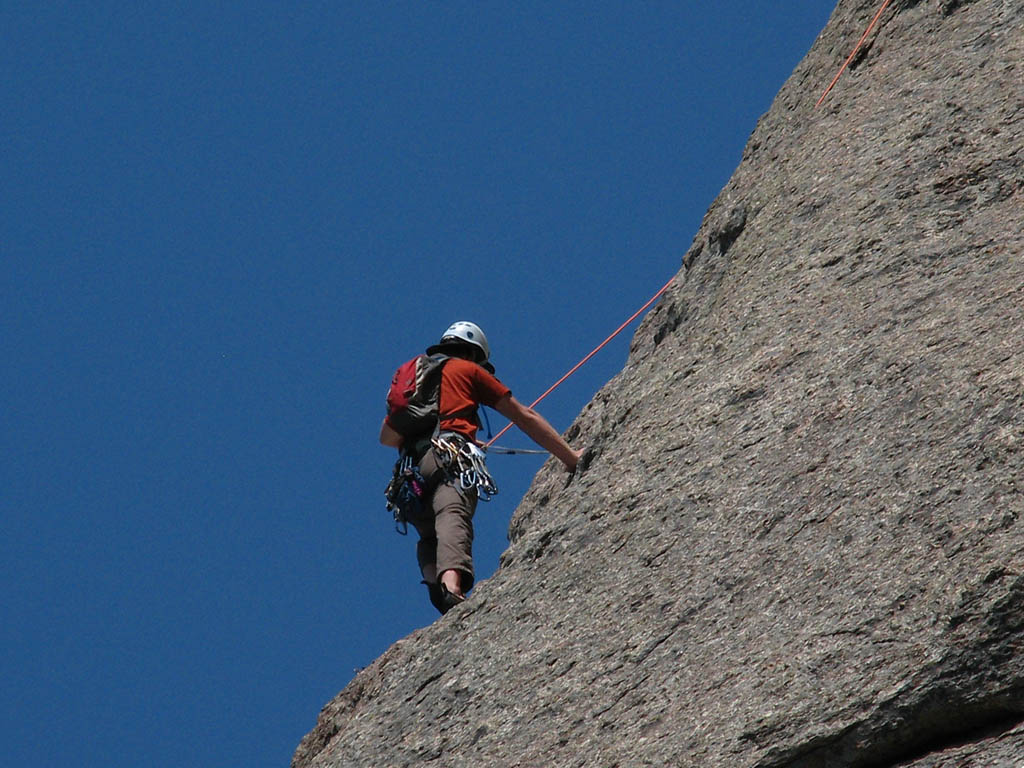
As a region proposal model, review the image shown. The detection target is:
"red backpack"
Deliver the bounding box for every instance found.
[385,354,450,439]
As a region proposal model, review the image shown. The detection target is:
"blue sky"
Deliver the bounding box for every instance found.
[3,2,837,766]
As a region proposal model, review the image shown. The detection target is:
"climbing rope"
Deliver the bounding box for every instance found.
[816,0,895,108]
[484,274,676,449]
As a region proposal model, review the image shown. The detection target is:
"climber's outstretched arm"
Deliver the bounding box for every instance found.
[494,394,581,472]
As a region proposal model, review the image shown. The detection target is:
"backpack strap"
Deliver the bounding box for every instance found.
[426,353,450,442]
[426,352,483,437]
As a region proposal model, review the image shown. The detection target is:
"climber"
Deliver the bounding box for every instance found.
[380,321,582,614]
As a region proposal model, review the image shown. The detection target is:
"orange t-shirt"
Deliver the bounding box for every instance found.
[438,358,511,441]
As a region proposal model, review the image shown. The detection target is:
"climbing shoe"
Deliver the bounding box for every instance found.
[438,582,466,614]
[423,580,447,614]
[422,579,466,615]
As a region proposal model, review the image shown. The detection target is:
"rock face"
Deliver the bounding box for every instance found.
[294,1,1023,766]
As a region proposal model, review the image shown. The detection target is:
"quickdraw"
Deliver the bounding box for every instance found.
[384,454,427,535]
[431,433,499,501]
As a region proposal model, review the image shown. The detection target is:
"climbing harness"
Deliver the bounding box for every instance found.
[384,454,427,535]
[431,433,499,501]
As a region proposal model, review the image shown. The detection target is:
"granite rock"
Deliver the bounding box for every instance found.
[294,1,1024,766]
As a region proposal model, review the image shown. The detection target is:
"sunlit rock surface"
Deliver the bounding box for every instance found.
[294,2,1023,765]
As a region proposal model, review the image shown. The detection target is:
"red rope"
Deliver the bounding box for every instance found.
[816,0,894,108]
[485,274,676,448]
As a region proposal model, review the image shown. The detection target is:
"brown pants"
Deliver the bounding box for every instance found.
[409,448,478,591]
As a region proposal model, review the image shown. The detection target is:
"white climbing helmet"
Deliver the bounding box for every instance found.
[438,321,490,361]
